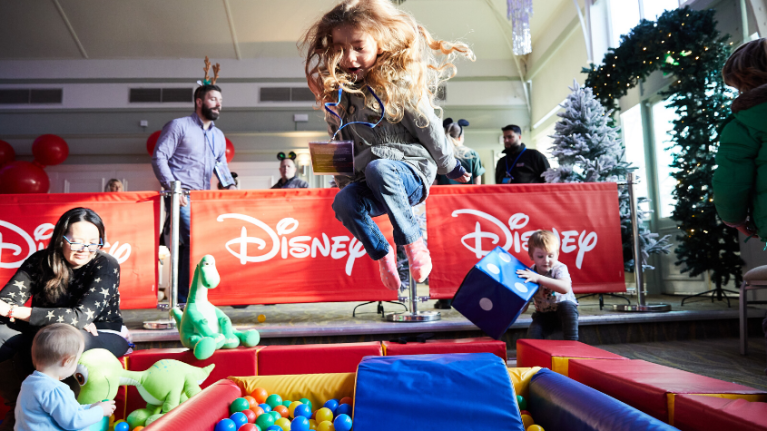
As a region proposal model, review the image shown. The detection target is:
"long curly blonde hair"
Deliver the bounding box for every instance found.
[301,0,475,125]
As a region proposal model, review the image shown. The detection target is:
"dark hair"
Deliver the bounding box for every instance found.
[41,208,106,302]
[502,124,522,135]
[194,84,222,104]
[443,118,469,139]
[722,39,767,93]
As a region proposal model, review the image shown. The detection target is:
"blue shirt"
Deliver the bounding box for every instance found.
[15,371,103,431]
[151,113,232,191]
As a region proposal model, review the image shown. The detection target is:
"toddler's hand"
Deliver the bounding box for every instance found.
[454,172,472,184]
[95,400,116,417]
[516,269,538,283]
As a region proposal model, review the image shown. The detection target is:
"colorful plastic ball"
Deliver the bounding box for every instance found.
[308,419,317,430]
[288,401,303,418]
[520,410,531,416]
[521,414,534,429]
[282,400,292,408]
[322,400,338,414]
[335,404,351,417]
[231,397,251,414]
[332,414,352,431]
[291,416,310,431]
[225,137,235,163]
[0,139,15,167]
[266,394,284,409]
[114,422,129,431]
[239,425,259,431]
[274,417,291,431]
[337,397,352,407]
[258,314,266,323]
[517,395,527,411]
[244,396,258,408]
[258,404,272,413]
[299,398,312,411]
[293,404,312,419]
[527,426,544,431]
[274,405,289,418]
[315,408,333,424]
[266,427,282,431]
[252,388,269,404]
[133,428,144,431]
[231,412,249,429]
[255,412,276,430]
[215,418,237,431]
[242,409,258,423]
[316,421,335,431]
[269,411,282,422]
[146,131,161,156]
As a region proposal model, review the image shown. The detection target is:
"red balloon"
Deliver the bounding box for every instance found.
[0,139,15,167]
[0,161,50,194]
[32,134,69,166]
[225,138,235,163]
[146,130,162,156]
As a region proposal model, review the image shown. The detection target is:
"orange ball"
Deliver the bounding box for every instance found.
[250,406,264,417]
[133,428,145,431]
[244,396,258,409]
[274,405,289,418]
[251,387,269,404]
[338,397,352,406]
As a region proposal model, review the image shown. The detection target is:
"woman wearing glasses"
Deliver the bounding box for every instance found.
[0,207,129,431]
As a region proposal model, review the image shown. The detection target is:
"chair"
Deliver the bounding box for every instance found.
[739,265,767,355]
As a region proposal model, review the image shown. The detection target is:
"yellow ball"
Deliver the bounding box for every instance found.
[527,425,545,431]
[521,414,534,429]
[275,417,291,431]
[309,419,317,430]
[257,314,266,323]
[315,407,334,423]
[288,401,303,418]
[317,421,335,431]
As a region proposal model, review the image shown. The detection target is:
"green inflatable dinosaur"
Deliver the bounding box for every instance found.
[76,348,214,428]
[171,254,260,360]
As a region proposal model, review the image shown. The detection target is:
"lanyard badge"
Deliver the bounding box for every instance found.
[324,86,385,142]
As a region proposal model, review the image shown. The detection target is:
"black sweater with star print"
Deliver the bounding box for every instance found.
[0,250,123,331]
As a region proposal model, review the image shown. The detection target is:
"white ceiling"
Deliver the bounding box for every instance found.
[0,0,571,63]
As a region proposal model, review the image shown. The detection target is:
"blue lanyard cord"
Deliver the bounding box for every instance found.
[505,147,527,178]
[324,86,385,142]
[203,130,218,160]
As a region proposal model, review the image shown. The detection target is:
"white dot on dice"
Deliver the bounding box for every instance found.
[479,297,493,311]
[487,264,500,274]
[514,282,528,293]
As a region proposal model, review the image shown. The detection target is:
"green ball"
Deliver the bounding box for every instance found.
[270,411,282,422]
[299,398,312,411]
[256,412,275,429]
[230,397,250,414]
[282,400,292,407]
[266,394,283,409]
[517,394,527,411]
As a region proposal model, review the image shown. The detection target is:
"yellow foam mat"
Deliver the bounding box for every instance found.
[507,367,541,400]
[667,392,767,425]
[551,356,604,376]
[229,373,356,410]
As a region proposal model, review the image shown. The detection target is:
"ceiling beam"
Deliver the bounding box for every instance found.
[222,0,242,60]
[51,0,88,59]
[482,0,531,116]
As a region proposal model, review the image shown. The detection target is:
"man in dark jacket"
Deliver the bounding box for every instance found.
[494,125,550,185]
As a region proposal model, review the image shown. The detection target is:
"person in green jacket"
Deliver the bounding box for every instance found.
[714,38,767,375]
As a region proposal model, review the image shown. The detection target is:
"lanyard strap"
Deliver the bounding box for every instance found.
[324,86,385,142]
[505,147,527,177]
[203,129,218,160]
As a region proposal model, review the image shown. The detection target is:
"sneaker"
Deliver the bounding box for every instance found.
[378,247,400,290]
[404,237,432,283]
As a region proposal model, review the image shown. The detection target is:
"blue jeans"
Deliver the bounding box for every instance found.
[164,196,191,304]
[332,160,425,260]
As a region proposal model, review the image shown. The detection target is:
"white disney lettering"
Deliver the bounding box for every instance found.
[451,210,598,269]
[218,214,368,276]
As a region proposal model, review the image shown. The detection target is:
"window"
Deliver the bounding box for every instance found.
[607,0,681,48]
[651,100,678,218]
[620,104,649,210]
[641,0,680,21]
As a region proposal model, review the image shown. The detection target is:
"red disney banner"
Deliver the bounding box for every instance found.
[0,192,160,309]
[190,188,398,305]
[426,183,625,298]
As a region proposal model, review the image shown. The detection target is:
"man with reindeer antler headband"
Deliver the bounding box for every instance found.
[151,56,236,303]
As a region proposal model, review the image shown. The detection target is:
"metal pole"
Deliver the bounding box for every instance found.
[409,274,418,315]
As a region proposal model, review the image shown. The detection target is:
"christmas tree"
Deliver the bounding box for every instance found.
[543,80,671,270]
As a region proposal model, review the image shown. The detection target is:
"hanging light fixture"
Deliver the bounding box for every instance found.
[508,0,533,55]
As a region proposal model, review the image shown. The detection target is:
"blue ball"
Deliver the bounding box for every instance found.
[335,403,352,417]
[230,412,248,429]
[258,403,272,413]
[293,404,312,419]
[291,416,310,431]
[333,414,353,431]
[114,423,129,431]
[323,399,339,414]
[214,418,237,431]
[267,427,283,431]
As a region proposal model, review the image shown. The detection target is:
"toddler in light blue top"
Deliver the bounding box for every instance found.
[15,323,115,431]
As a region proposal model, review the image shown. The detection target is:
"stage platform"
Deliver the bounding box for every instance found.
[124,291,767,351]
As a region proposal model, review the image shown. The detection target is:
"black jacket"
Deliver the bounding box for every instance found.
[494,144,550,184]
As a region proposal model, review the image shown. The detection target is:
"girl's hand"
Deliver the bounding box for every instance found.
[0,300,9,317]
[516,269,539,283]
[83,323,99,336]
[454,172,472,183]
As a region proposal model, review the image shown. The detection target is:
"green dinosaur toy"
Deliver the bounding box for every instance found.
[171,254,260,360]
[75,348,214,428]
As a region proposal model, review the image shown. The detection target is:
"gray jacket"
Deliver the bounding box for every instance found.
[328,88,460,203]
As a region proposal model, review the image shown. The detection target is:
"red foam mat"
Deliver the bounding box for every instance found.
[143,379,241,431]
[674,394,767,431]
[257,342,382,375]
[383,337,507,361]
[516,339,625,368]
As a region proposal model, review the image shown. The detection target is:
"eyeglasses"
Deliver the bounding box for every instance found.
[63,236,103,253]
